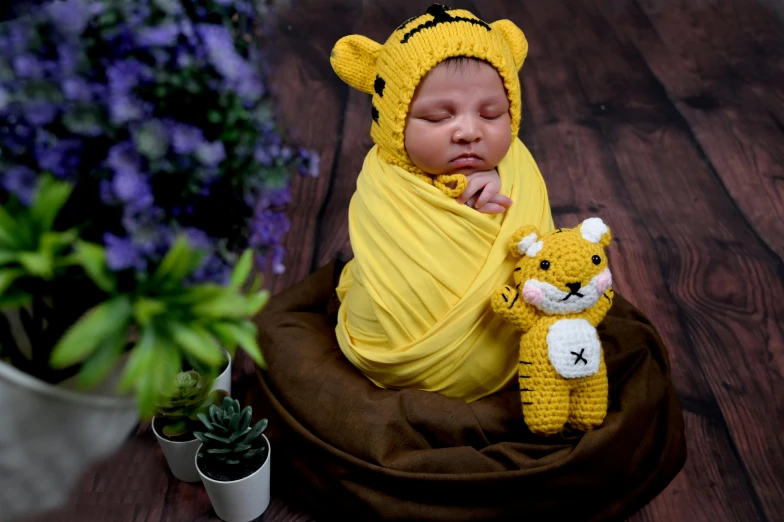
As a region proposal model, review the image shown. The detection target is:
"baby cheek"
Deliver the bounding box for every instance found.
[597,269,612,293]
[522,281,543,306]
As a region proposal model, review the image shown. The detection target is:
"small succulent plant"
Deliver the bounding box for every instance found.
[155,370,229,438]
[195,397,268,469]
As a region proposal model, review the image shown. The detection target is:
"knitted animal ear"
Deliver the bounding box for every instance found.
[330,35,382,95]
[580,217,612,247]
[491,20,528,70]
[509,225,540,258]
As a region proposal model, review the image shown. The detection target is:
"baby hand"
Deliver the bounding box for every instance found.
[455,169,513,214]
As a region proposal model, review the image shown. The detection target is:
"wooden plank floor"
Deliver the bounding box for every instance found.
[20,0,784,520]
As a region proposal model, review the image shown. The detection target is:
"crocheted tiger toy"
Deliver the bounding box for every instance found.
[329,3,528,197]
[491,217,614,436]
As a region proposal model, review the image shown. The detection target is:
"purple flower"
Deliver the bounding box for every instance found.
[13,55,42,79]
[103,233,145,271]
[107,60,149,93]
[46,0,90,37]
[249,207,290,250]
[23,101,57,126]
[62,78,92,101]
[2,165,37,205]
[195,141,226,167]
[137,24,180,47]
[106,141,140,176]
[196,23,261,99]
[108,93,144,124]
[171,123,205,154]
[99,179,116,205]
[112,170,154,208]
[57,43,80,74]
[133,119,169,160]
[35,137,82,179]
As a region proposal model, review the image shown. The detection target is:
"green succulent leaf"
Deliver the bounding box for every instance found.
[206,448,232,454]
[162,420,188,438]
[204,432,231,444]
[240,417,267,445]
[50,296,133,368]
[197,412,213,431]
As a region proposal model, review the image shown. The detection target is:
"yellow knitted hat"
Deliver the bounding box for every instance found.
[330,4,529,197]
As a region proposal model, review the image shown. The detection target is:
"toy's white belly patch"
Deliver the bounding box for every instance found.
[546,319,602,379]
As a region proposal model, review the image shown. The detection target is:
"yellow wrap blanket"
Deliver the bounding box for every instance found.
[336,137,554,402]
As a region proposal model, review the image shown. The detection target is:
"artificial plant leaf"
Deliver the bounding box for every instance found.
[133,297,166,326]
[31,176,73,232]
[204,432,231,444]
[74,328,127,389]
[68,241,115,293]
[169,322,224,367]
[191,389,230,420]
[245,289,269,316]
[118,325,156,393]
[151,235,202,286]
[214,320,266,368]
[229,249,253,290]
[0,204,22,248]
[197,412,213,431]
[0,269,23,297]
[191,293,248,319]
[239,407,252,433]
[17,251,54,279]
[0,250,18,266]
[140,337,180,419]
[50,295,133,368]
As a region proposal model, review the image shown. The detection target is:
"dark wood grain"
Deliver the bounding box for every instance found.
[17,1,784,521]
[599,0,784,262]
[261,0,362,294]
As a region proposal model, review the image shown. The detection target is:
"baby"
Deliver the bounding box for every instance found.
[330,4,554,402]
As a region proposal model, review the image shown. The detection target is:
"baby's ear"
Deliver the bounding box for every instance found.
[330,35,382,94]
[579,217,612,248]
[491,20,528,70]
[509,225,540,258]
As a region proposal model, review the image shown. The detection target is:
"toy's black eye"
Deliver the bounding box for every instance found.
[540,260,550,270]
[592,255,601,265]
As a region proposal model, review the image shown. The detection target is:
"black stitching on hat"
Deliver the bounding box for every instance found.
[371,105,379,123]
[401,4,490,43]
[374,76,385,97]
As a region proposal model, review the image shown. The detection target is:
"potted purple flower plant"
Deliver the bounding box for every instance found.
[0,0,317,519]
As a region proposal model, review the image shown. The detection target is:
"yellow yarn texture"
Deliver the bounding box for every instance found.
[491,219,614,435]
[335,138,554,402]
[330,4,529,196]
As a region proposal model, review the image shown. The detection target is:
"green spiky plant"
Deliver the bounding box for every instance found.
[155,370,229,439]
[0,176,269,418]
[195,396,269,481]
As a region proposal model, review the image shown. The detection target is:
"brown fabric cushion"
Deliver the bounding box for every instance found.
[246,261,686,522]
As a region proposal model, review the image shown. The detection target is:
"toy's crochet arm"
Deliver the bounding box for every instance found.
[585,288,615,327]
[491,283,537,332]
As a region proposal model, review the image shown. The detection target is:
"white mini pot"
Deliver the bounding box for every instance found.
[196,435,271,522]
[153,350,232,482]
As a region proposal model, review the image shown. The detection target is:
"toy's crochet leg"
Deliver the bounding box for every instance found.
[567,356,608,431]
[522,363,569,436]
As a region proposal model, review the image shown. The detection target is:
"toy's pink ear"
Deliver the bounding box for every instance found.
[579,218,611,248]
[508,225,540,258]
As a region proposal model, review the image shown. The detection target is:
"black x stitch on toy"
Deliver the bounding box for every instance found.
[571,349,588,365]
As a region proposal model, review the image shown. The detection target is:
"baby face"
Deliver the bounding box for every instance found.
[404,60,512,176]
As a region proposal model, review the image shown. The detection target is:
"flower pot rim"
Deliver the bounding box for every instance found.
[195,434,270,485]
[0,359,136,409]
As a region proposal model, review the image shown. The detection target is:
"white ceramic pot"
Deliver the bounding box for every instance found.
[153,350,232,482]
[196,435,271,522]
[0,359,138,521]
